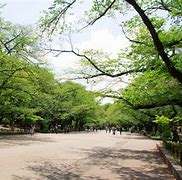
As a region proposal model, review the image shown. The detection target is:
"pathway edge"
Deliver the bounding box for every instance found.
[156,143,182,180]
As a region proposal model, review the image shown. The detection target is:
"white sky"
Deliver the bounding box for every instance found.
[0,0,130,100]
[0,0,52,24]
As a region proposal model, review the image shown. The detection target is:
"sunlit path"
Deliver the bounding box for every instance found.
[0,131,174,180]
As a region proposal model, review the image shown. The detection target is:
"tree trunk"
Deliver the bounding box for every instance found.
[125,0,182,84]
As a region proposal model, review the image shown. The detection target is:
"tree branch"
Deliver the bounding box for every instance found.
[0,33,22,54]
[2,86,35,98]
[121,24,148,45]
[165,38,182,48]
[0,67,29,89]
[4,32,21,46]
[41,0,76,34]
[0,39,11,54]
[46,47,140,78]
[125,0,182,84]
[135,100,182,109]
[79,0,116,31]
[101,93,182,109]
[158,0,172,12]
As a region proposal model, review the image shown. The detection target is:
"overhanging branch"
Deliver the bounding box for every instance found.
[46,47,140,78]
[101,93,182,109]
[121,24,148,45]
[41,0,76,34]
[79,0,116,31]
[125,0,182,83]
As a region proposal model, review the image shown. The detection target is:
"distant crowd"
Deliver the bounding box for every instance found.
[105,126,122,135]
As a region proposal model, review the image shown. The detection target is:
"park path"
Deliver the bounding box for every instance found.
[0,131,174,180]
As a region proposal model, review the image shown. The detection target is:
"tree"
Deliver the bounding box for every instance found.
[0,50,54,128]
[118,68,182,133]
[122,70,182,109]
[40,0,182,83]
[0,17,44,64]
[38,1,182,134]
[0,14,105,132]
[50,81,101,130]
[0,49,102,130]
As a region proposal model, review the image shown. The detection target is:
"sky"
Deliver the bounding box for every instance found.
[0,0,52,24]
[0,0,130,98]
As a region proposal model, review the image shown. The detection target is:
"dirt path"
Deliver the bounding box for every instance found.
[0,131,174,180]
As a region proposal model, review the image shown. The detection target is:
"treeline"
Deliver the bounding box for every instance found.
[103,70,182,137]
[1,0,182,138]
[0,17,103,132]
[0,51,103,131]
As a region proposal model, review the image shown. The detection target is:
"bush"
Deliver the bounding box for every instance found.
[163,140,182,164]
[2,118,10,126]
[154,116,172,140]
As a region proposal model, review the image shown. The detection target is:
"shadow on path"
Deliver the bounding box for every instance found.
[0,134,54,147]
[114,133,150,140]
[78,147,173,179]
[12,146,174,180]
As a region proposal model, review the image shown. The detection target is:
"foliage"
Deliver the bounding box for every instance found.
[0,51,102,130]
[37,0,182,134]
[39,0,182,83]
[0,17,44,63]
[163,140,182,165]
[1,0,182,136]
[0,16,105,131]
[122,70,182,109]
[154,115,172,125]
[154,115,171,139]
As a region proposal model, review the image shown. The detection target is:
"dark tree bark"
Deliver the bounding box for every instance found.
[125,0,182,84]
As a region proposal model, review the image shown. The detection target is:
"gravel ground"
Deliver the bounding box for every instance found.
[0,131,175,180]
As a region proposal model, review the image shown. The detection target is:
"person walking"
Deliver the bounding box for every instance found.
[105,126,108,133]
[109,127,111,133]
[112,126,116,135]
[54,124,58,134]
[30,124,35,135]
[119,126,122,135]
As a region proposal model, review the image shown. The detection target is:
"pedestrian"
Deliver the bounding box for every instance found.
[105,126,108,133]
[64,125,68,133]
[51,124,54,133]
[30,124,35,135]
[119,126,122,135]
[54,124,58,134]
[112,126,116,135]
[109,127,111,133]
